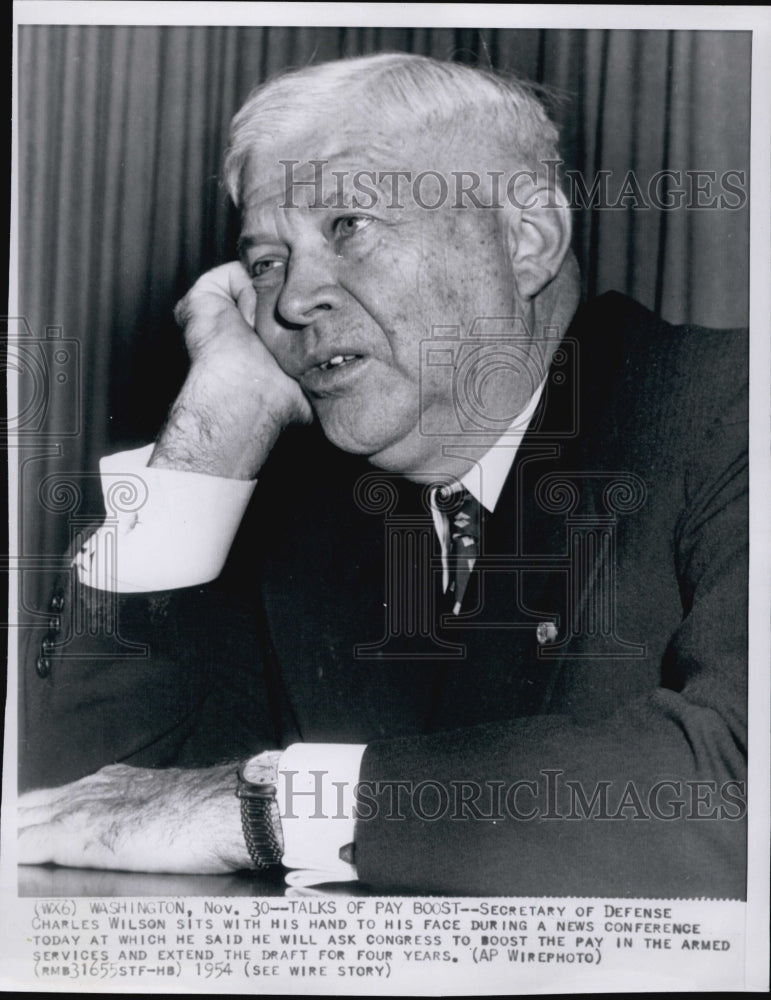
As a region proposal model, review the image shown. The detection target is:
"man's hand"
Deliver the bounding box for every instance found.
[150,262,313,480]
[18,764,251,874]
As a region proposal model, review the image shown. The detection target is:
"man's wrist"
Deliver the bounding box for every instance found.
[236,751,285,869]
[149,369,297,479]
[150,406,279,480]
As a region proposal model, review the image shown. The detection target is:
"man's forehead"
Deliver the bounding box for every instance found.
[239,140,512,227]
[242,127,423,194]
[240,144,438,229]
[235,114,519,237]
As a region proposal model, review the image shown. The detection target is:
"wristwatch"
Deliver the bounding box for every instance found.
[236,750,284,869]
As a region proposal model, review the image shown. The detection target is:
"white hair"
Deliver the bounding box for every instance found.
[223,52,561,208]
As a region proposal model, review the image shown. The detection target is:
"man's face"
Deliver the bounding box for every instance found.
[238,125,530,478]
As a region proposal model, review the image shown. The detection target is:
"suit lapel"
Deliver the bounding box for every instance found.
[253,299,627,736]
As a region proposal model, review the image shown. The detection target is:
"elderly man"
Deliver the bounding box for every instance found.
[20,53,747,898]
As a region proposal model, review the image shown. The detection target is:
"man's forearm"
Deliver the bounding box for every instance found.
[148,369,289,480]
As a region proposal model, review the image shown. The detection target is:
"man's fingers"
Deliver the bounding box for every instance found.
[18,821,58,865]
[19,787,53,809]
[191,261,252,302]
[174,261,253,328]
[223,260,253,303]
[19,786,68,813]
[19,766,131,811]
[18,803,57,827]
[235,281,257,329]
[16,764,247,875]
[19,821,116,871]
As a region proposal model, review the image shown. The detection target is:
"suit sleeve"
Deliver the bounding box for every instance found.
[354,387,748,899]
[19,567,280,792]
[19,448,278,791]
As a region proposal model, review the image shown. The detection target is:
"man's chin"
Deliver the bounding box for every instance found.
[315,417,389,459]
[313,410,410,469]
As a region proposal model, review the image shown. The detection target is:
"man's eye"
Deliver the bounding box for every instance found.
[333,215,372,238]
[251,259,284,279]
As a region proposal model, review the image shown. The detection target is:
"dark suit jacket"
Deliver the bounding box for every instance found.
[21,293,748,899]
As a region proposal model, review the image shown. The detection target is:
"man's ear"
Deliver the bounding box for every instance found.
[504,178,573,301]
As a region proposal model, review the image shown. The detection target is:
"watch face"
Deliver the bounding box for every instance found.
[241,752,280,785]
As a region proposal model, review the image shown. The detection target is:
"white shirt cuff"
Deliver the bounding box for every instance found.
[277,743,367,883]
[73,445,256,592]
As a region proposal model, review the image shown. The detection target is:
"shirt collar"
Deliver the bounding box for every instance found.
[459,378,547,513]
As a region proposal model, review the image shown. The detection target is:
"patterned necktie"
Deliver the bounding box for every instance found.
[437,487,482,615]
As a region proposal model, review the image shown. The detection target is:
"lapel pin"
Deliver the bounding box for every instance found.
[536,622,559,645]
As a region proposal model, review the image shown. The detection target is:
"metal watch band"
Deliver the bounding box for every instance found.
[236,757,284,869]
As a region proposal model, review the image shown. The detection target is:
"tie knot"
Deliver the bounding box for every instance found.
[453,490,481,542]
[434,486,481,542]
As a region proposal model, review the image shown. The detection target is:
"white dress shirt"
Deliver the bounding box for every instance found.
[74,381,545,883]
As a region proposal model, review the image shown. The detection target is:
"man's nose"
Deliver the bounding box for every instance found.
[276,249,343,327]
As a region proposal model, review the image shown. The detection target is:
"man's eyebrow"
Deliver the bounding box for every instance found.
[236,234,273,260]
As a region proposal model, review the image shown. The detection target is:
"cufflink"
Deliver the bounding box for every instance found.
[536,622,558,645]
[339,842,356,866]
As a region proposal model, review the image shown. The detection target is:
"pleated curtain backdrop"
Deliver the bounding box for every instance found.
[16,26,751,612]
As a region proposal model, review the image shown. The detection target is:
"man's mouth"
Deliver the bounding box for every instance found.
[301,351,369,393]
[317,354,361,372]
